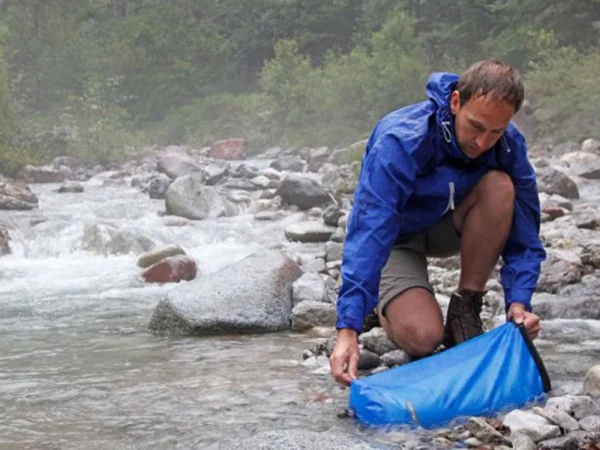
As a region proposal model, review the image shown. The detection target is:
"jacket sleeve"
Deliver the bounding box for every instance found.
[336,132,419,333]
[499,134,546,312]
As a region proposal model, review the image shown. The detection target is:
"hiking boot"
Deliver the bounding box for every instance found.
[443,290,487,348]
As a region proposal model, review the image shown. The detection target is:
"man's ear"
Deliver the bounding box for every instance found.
[450,90,460,115]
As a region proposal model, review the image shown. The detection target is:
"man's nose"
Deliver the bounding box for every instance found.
[475,133,492,151]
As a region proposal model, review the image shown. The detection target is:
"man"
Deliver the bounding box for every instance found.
[330,59,546,386]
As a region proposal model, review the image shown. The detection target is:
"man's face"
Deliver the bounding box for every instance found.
[450,90,515,159]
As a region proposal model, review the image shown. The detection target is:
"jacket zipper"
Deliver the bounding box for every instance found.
[448,182,455,211]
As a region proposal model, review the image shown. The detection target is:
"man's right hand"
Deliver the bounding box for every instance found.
[330,328,360,386]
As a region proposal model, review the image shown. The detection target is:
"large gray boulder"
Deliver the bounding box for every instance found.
[539,168,579,199]
[165,175,238,220]
[157,152,203,180]
[148,250,303,334]
[275,174,331,210]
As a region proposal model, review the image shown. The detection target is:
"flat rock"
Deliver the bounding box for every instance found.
[533,405,580,431]
[503,410,561,442]
[285,221,336,243]
[545,395,600,420]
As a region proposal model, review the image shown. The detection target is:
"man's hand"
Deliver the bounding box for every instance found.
[507,302,541,340]
[330,328,360,387]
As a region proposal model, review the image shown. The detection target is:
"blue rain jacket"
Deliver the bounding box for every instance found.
[336,72,546,332]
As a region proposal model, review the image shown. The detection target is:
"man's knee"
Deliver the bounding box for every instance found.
[387,322,444,357]
[478,170,515,205]
[379,288,444,357]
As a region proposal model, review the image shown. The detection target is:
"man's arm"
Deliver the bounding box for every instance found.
[336,132,419,332]
[330,130,420,385]
[499,134,546,313]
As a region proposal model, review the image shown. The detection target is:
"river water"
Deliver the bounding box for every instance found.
[1,171,599,449]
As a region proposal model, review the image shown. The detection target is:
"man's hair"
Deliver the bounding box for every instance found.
[456,59,524,112]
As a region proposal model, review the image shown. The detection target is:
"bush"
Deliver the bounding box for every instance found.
[0,143,40,177]
[525,33,600,141]
[257,9,431,149]
[158,92,273,155]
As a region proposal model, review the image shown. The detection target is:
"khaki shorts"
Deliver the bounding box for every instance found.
[378,213,461,316]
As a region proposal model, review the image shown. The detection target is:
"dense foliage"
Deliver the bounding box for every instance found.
[0,0,598,173]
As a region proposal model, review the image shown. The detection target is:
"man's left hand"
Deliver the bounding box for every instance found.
[507,303,541,340]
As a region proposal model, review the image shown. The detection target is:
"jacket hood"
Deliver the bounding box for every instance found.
[426,72,460,108]
[425,72,467,160]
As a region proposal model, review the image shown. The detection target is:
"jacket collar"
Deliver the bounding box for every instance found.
[435,103,470,161]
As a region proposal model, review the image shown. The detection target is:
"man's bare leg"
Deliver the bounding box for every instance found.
[379,170,515,355]
[444,170,515,345]
[453,170,515,291]
[378,288,443,357]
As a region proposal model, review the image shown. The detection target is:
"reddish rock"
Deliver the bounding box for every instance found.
[543,205,565,219]
[142,255,197,283]
[209,138,246,160]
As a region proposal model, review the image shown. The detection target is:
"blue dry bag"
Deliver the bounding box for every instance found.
[348,320,551,428]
